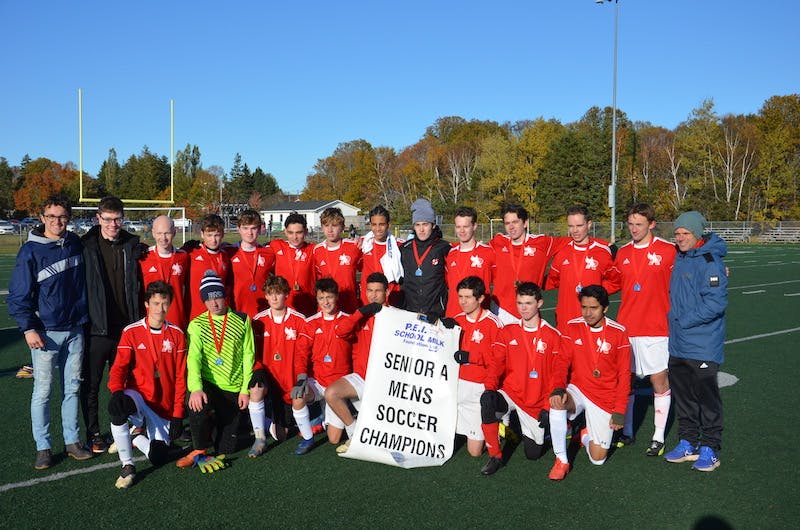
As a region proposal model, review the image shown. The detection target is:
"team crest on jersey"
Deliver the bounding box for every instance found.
[148,266,158,273]
[162,339,173,352]
[470,255,484,268]
[471,329,484,344]
[535,339,547,353]
[172,263,182,275]
[431,258,439,266]
[584,256,599,270]
[647,252,662,266]
[596,338,611,353]
[285,327,297,340]
[339,254,351,266]
[524,247,535,257]
[258,255,265,267]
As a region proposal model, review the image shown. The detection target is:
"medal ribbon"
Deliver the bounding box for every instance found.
[241,246,260,288]
[208,310,229,357]
[508,240,525,284]
[571,243,587,290]
[145,321,163,369]
[412,240,434,272]
[582,318,607,375]
[157,252,176,283]
[521,321,543,375]
[268,310,288,357]
[629,238,653,290]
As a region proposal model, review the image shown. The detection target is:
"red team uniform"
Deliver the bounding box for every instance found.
[490,233,568,318]
[108,319,188,420]
[445,243,496,317]
[359,240,402,306]
[139,248,190,329]
[230,245,276,317]
[454,310,503,387]
[312,241,362,314]
[546,240,618,332]
[252,307,308,404]
[186,245,231,321]
[269,239,316,317]
[335,311,378,379]
[296,312,354,388]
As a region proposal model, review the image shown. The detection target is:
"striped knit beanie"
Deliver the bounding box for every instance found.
[199,270,225,302]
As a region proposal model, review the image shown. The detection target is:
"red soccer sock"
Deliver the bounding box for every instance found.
[481,422,502,458]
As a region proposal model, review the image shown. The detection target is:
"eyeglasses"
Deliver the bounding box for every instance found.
[42,215,69,222]
[99,216,124,225]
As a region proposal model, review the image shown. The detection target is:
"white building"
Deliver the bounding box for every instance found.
[261,200,363,234]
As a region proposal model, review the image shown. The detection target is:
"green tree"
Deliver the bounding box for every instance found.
[0,157,14,214]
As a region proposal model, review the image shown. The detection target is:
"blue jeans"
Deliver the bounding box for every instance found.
[30,328,84,450]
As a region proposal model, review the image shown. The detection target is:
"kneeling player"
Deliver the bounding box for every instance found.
[450,276,503,458]
[292,278,354,455]
[324,272,389,453]
[107,281,187,488]
[548,285,631,480]
[479,282,560,475]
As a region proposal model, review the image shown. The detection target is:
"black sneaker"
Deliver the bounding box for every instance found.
[480,456,504,476]
[615,434,635,448]
[645,440,665,457]
[90,435,109,454]
[34,449,52,470]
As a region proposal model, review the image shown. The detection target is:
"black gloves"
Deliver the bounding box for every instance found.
[440,317,457,329]
[108,391,136,423]
[358,302,383,317]
[453,350,471,364]
[249,369,268,388]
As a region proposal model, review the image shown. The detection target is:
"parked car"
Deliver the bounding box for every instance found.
[0,220,18,234]
[19,217,40,230]
[123,220,149,232]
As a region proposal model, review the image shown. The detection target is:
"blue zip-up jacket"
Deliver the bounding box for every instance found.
[7,228,89,332]
[668,232,728,364]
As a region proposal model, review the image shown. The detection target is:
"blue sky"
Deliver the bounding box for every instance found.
[1,1,797,194]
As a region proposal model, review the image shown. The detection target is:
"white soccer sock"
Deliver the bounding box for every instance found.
[111,423,134,467]
[248,400,266,439]
[345,422,355,440]
[582,432,593,459]
[653,390,671,442]
[623,393,635,437]
[293,405,313,440]
[132,433,150,456]
[549,409,569,464]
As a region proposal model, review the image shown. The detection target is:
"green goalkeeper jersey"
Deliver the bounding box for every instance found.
[187,308,254,394]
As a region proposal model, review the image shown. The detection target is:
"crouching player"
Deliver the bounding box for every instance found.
[450,276,503,458]
[324,272,390,453]
[248,276,309,457]
[548,285,631,480]
[479,282,560,475]
[107,281,187,488]
[177,271,254,471]
[291,278,353,455]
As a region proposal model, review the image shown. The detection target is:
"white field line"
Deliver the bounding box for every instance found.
[785,293,800,297]
[724,327,800,345]
[0,456,147,493]
[742,290,766,295]
[729,280,800,290]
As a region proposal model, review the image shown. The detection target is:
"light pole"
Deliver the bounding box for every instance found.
[596,0,619,243]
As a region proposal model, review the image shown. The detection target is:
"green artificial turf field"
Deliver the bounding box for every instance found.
[0,245,798,528]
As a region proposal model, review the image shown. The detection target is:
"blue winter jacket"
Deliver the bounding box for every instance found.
[668,232,728,364]
[7,228,89,333]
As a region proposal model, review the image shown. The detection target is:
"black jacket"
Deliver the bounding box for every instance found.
[399,226,451,318]
[81,225,143,337]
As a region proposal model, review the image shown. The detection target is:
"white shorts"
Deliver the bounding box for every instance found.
[307,377,352,430]
[498,390,546,444]
[566,384,613,449]
[325,373,363,429]
[123,389,170,444]
[343,373,366,401]
[456,380,485,440]
[629,336,669,377]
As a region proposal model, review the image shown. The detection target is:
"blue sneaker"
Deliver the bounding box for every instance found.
[294,437,314,455]
[691,446,720,472]
[664,439,699,463]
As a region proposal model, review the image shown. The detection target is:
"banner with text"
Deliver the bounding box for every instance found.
[341,307,460,468]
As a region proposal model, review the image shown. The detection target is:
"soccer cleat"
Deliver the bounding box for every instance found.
[480,456,503,476]
[335,439,351,454]
[15,365,34,379]
[114,464,136,489]
[248,438,267,458]
[294,437,314,455]
[548,459,571,481]
[498,422,507,439]
[66,442,93,461]
[691,446,720,472]
[34,449,52,470]
[90,435,109,454]
[579,427,589,447]
[645,440,665,457]
[664,439,699,463]
[176,448,206,468]
[615,434,635,448]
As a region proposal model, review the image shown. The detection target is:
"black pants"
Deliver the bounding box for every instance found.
[80,334,119,438]
[668,356,723,451]
[188,381,241,455]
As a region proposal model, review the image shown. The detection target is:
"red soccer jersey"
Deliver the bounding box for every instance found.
[489,319,561,418]
[108,318,188,420]
[230,245,276,318]
[313,240,362,314]
[552,317,631,415]
[334,310,376,379]
[604,237,676,337]
[269,239,316,317]
[359,239,402,306]
[139,247,190,329]
[185,244,232,321]
[296,312,354,387]
[252,307,307,404]
[546,239,618,332]
[445,242,496,317]
[491,233,569,317]
[454,309,503,385]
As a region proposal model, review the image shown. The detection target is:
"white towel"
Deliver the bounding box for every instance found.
[361,231,404,283]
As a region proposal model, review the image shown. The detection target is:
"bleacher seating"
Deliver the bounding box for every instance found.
[707,226,753,243]
[758,226,800,243]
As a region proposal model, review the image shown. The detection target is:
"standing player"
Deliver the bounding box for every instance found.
[479,282,561,475]
[140,215,190,329]
[313,207,362,314]
[291,278,353,455]
[248,276,309,456]
[325,272,390,453]
[490,203,568,324]
[269,213,316,316]
[546,205,618,333]
[230,209,275,317]
[450,276,503,457]
[358,206,403,307]
[185,214,231,321]
[604,203,676,455]
[548,285,631,480]
[107,281,187,488]
[445,207,496,317]
[177,271,254,470]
